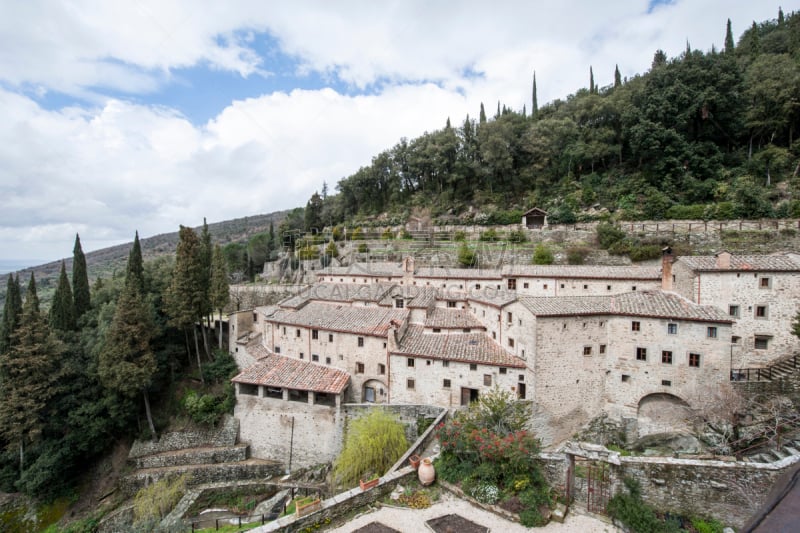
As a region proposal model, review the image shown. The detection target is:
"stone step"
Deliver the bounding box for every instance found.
[132,444,249,469]
[783,446,800,456]
[121,459,284,498]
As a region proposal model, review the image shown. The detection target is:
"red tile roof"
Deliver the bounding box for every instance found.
[502,264,661,280]
[424,308,485,330]
[678,254,800,272]
[392,326,525,368]
[232,353,350,394]
[268,301,408,337]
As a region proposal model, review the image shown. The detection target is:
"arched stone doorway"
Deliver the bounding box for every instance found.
[362,379,388,404]
[637,393,693,438]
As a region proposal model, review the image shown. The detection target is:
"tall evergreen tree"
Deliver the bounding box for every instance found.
[210,245,230,350]
[0,274,61,471]
[531,71,538,119]
[0,274,22,353]
[98,276,158,439]
[199,218,214,357]
[724,18,735,54]
[614,64,622,88]
[126,231,145,293]
[479,102,487,124]
[72,234,90,319]
[779,7,785,25]
[165,226,206,382]
[589,66,596,93]
[49,261,75,332]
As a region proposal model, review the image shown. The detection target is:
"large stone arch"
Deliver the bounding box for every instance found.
[636,393,693,438]
[362,379,388,404]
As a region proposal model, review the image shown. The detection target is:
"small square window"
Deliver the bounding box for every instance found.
[499,367,507,374]
[299,353,304,359]
[443,379,451,388]
[732,336,741,344]
[523,282,529,289]
[599,344,606,354]
[378,363,385,374]
[661,380,672,386]
[358,337,364,347]
[607,285,612,291]
[312,329,319,340]
[356,362,364,374]
[759,277,771,289]
[274,346,281,354]
[689,353,701,367]
[329,333,334,342]
[312,354,319,362]
[667,323,677,335]
[583,346,592,356]
[707,327,718,338]
[484,374,492,386]
[632,285,637,291]
[508,338,515,348]
[755,305,768,318]
[508,279,517,290]
[407,378,415,389]
[470,363,477,371]
[729,305,740,317]
[326,357,331,365]
[475,283,481,289]
[636,347,647,361]
[407,358,415,367]
[442,360,449,367]
[542,283,548,290]
[662,350,673,364]
[621,374,630,382]
[583,284,588,290]
[395,298,404,308]
[632,321,641,331]
[518,374,525,381]
[755,336,770,350]
[447,301,456,308]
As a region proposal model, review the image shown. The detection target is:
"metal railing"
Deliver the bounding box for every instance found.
[730,354,799,382]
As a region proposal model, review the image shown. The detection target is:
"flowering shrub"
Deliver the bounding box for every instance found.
[470,483,500,505]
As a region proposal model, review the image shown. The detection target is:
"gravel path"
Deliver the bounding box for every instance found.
[326,492,621,533]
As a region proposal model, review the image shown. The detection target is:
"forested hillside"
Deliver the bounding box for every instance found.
[304,9,800,227]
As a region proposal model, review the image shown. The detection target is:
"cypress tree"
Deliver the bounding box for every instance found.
[779,7,785,25]
[0,273,62,470]
[210,245,230,350]
[589,66,596,93]
[49,261,75,331]
[72,234,91,319]
[0,274,22,353]
[479,103,487,124]
[724,18,735,54]
[531,71,538,119]
[126,231,144,294]
[199,218,213,357]
[614,64,622,88]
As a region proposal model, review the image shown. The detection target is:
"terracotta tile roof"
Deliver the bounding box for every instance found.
[467,290,518,308]
[415,267,503,280]
[316,262,405,278]
[518,290,732,323]
[232,353,350,394]
[378,285,440,308]
[392,325,525,368]
[502,264,661,280]
[269,301,408,337]
[280,283,395,308]
[424,308,485,330]
[678,254,800,272]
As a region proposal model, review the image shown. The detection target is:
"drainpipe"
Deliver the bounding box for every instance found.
[288,416,294,474]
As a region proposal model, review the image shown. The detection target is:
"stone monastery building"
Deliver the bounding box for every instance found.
[230,253,800,466]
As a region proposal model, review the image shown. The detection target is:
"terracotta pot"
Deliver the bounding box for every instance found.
[360,477,380,491]
[418,457,435,486]
[409,454,421,470]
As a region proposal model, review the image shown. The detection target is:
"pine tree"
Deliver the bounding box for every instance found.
[199,218,213,357]
[479,103,487,124]
[0,274,62,471]
[165,226,206,382]
[49,261,75,331]
[589,66,596,93]
[72,234,91,319]
[614,64,622,88]
[210,245,230,350]
[126,231,145,293]
[724,18,735,54]
[98,277,157,439]
[0,274,22,353]
[531,71,538,119]
[779,7,785,25]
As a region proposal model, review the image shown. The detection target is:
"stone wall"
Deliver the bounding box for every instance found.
[128,416,238,459]
[342,403,444,448]
[132,444,248,469]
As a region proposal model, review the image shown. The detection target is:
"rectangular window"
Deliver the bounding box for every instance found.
[407,378,415,389]
[475,283,481,289]
[358,336,364,347]
[599,344,606,354]
[407,358,415,367]
[636,347,647,361]
[607,285,612,291]
[583,346,592,356]
[508,279,517,290]
[447,301,456,308]
[583,284,588,290]
[755,336,770,350]
[661,380,672,387]
[507,312,512,323]
[356,362,364,374]
[689,353,701,367]
[483,374,492,386]
[759,277,771,289]
[395,298,404,308]
[707,327,718,339]
[312,354,319,362]
[326,357,331,365]
[329,333,334,342]
[508,338,515,348]
[378,363,385,374]
[632,286,637,291]
[632,321,641,331]
[253,312,258,322]
[662,350,673,364]
[756,305,768,318]
[523,282,529,289]
[518,374,525,382]
[463,328,471,333]
[443,379,451,388]
[433,328,441,333]
[282,326,286,335]
[312,329,319,340]
[296,329,301,337]
[499,367,507,374]
[622,374,630,382]
[274,346,281,354]
[442,360,449,367]
[729,305,740,317]
[560,283,565,289]
[667,323,677,335]
[542,283,548,290]
[470,363,477,371]
[299,353,304,359]
[732,336,741,344]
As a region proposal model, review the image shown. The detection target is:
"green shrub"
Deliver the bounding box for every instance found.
[566,246,590,265]
[202,350,238,384]
[453,230,467,242]
[181,384,234,426]
[532,244,554,265]
[607,477,682,533]
[296,246,319,260]
[134,474,190,524]
[479,228,499,242]
[400,229,413,239]
[458,244,477,267]
[324,241,339,258]
[691,517,725,533]
[381,228,394,239]
[608,239,632,255]
[507,229,528,243]
[357,243,369,253]
[596,223,626,249]
[351,227,364,240]
[665,204,707,220]
[628,244,661,262]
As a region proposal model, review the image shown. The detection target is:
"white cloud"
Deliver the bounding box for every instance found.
[0,0,790,261]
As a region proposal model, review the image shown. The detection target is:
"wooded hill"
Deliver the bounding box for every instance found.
[303,9,800,229]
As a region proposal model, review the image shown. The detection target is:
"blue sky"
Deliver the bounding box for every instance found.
[0,1,790,264]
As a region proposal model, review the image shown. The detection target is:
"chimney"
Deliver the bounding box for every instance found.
[661,246,674,290]
[715,251,731,269]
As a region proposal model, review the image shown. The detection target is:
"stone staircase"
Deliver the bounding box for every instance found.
[732,353,799,382]
[739,435,800,464]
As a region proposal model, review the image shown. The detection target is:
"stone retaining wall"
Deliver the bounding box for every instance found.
[343,403,445,447]
[128,416,238,459]
[132,444,248,469]
[120,462,284,497]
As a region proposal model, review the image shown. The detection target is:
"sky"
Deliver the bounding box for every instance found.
[0,1,792,264]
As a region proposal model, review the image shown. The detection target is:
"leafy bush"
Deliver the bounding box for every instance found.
[607,239,632,255]
[607,477,682,533]
[596,223,626,249]
[324,241,339,258]
[470,483,500,504]
[453,230,467,242]
[458,244,477,267]
[357,243,369,253]
[296,246,319,260]
[351,227,364,240]
[381,228,394,240]
[532,244,554,265]
[181,385,234,426]
[566,246,590,265]
[691,517,725,533]
[628,244,661,262]
[202,350,238,384]
[479,228,499,242]
[489,209,524,225]
[665,204,707,220]
[134,474,190,525]
[507,229,528,243]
